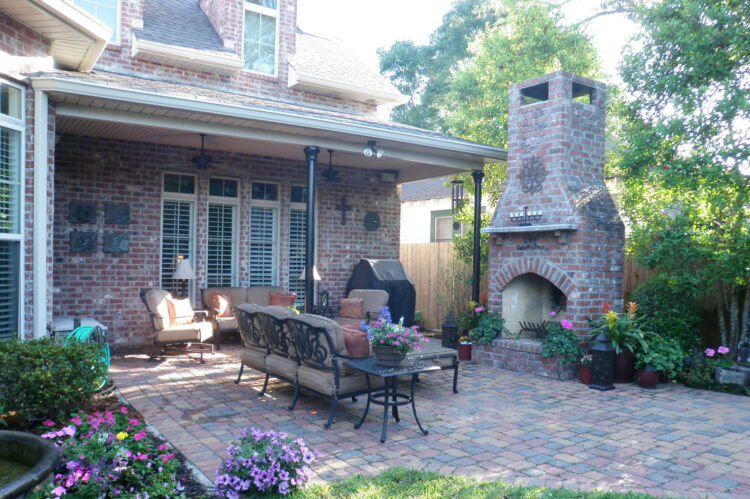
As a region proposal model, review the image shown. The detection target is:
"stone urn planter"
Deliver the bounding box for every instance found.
[614,349,636,383]
[0,430,59,497]
[372,345,406,367]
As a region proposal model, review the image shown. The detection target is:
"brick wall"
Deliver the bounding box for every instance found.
[472,339,577,380]
[98,0,377,115]
[53,135,399,348]
[0,13,50,57]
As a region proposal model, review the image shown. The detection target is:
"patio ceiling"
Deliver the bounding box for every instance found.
[32,73,507,184]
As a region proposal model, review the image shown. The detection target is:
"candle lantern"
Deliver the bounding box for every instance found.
[442,311,459,349]
[590,331,615,391]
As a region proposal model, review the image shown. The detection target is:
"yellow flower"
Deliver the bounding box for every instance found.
[116,432,128,440]
[626,302,638,318]
[604,310,619,327]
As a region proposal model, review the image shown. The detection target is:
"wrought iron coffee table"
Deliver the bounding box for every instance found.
[343,357,441,443]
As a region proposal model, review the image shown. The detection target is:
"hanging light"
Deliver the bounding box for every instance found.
[322,149,340,182]
[192,133,212,170]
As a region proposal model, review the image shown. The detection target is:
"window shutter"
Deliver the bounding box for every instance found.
[288,209,306,304]
[250,206,277,285]
[0,241,18,341]
[161,200,193,293]
[207,204,236,287]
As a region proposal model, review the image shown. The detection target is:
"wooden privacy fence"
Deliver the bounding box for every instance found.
[401,242,655,331]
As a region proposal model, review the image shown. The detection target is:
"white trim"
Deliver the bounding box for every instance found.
[32,90,47,339]
[242,0,279,77]
[32,77,505,162]
[288,67,409,107]
[133,38,243,74]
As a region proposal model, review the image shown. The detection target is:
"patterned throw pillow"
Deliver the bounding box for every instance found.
[211,292,234,318]
[339,297,365,319]
[269,292,297,307]
[166,297,194,326]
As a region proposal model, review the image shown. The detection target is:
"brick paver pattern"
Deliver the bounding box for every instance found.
[110,348,750,498]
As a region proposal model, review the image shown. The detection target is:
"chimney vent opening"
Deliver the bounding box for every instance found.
[520,82,549,105]
[572,82,595,104]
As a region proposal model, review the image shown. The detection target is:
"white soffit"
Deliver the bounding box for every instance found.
[132,38,243,74]
[0,0,111,71]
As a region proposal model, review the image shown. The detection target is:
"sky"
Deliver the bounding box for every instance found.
[297,0,638,83]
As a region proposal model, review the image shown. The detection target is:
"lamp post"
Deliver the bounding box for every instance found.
[172,257,196,299]
[589,332,615,391]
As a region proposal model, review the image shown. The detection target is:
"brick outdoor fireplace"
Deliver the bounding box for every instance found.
[474,72,625,378]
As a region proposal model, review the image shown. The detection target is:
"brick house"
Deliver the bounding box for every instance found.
[0,0,505,349]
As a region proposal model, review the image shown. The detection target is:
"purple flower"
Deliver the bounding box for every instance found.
[705,348,716,357]
[61,426,76,437]
[474,306,484,313]
[549,311,557,317]
[718,346,729,354]
[560,320,573,330]
[279,480,290,495]
[52,486,67,496]
[379,306,392,323]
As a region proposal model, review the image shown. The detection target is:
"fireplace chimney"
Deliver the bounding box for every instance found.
[484,72,624,335]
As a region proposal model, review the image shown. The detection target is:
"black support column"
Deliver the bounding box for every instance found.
[471,170,484,303]
[304,146,320,313]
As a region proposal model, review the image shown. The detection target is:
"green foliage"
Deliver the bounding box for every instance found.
[630,274,701,351]
[0,339,106,429]
[296,466,657,498]
[588,308,651,355]
[614,0,750,349]
[680,361,750,396]
[634,334,686,381]
[541,323,580,367]
[469,311,508,345]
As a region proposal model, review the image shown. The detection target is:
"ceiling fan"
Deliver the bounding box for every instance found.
[192,133,212,170]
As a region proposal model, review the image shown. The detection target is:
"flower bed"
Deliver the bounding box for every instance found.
[31,407,187,498]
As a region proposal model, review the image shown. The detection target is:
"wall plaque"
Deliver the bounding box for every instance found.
[364,212,381,231]
[70,231,97,253]
[68,202,96,224]
[103,233,129,254]
[517,235,546,251]
[521,155,547,193]
[105,204,131,225]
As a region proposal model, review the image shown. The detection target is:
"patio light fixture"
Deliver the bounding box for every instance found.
[192,133,212,170]
[363,140,384,159]
[322,149,340,182]
[172,256,196,299]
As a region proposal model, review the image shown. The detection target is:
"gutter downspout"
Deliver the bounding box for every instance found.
[33,90,49,339]
[303,146,320,313]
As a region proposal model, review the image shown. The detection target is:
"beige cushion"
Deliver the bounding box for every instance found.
[246,285,284,306]
[298,365,383,396]
[266,353,298,380]
[241,347,267,372]
[144,289,172,330]
[215,317,238,332]
[295,314,348,366]
[202,287,247,311]
[167,297,194,326]
[155,321,213,344]
[349,289,389,320]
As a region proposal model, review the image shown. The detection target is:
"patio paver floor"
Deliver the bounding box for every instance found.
[110,347,750,498]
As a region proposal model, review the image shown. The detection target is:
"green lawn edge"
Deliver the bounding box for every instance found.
[284,467,657,498]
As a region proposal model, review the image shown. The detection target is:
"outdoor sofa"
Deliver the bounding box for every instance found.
[233,304,459,428]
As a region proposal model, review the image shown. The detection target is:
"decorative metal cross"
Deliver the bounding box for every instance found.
[335,196,352,225]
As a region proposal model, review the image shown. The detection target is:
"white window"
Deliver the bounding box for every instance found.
[0,81,23,341]
[434,216,454,242]
[243,0,278,75]
[161,174,196,295]
[250,182,279,285]
[288,185,306,306]
[74,0,120,43]
[207,178,239,287]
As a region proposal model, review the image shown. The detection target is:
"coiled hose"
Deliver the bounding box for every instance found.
[64,325,110,391]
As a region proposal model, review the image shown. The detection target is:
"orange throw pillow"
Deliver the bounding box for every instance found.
[339,297,365,319]
[211,292,234,318]
[342,325,370,358]
[269,292,297,307]
[167,297,194,326]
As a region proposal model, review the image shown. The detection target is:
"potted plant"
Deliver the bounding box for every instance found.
[363,307,426,367]
[457,336,472,361]
[635,334,686,388]
[468,308,508,346]
[541,320,580,379]
[588,302,650,383]
[579,353,593,385]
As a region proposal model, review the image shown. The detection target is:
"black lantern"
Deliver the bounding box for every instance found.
[589,332,615,391]
[442,311,459,349]
[451,180,464,230]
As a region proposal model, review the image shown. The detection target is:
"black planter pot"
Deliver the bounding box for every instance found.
[614,348,636,383]
[0,430,59,497]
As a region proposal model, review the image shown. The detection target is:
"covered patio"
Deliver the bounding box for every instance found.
[111,348,750,498]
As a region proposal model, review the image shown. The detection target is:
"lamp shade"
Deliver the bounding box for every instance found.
[298,266,321,281]
[172,258,196,280]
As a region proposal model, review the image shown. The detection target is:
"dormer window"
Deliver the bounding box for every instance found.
[74,0,120,43]
[243,0,278,75]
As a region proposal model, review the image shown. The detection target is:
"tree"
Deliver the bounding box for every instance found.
[614,0,750,349]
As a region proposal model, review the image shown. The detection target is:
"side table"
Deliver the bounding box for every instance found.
[343,357,441,443]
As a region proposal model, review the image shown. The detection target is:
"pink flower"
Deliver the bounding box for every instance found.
[71,416,82,426]
[52,485,67,496]
[61,426,76,437]
[42,420,56,427]
[705,348,716,357]
[549,311,556,317]
[158,444,170,451]
[161,452,175,463]
[474,306,484,313]
[129,418,140,427]
[560,320,573,330]
[134,430,147,441]
[119,407,128,414]
[718,346,729,354]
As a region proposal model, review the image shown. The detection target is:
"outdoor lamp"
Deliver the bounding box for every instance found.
[172,257,196,299]
[363,140,384,159]
[589,331,615,391]
[441,311,459,349]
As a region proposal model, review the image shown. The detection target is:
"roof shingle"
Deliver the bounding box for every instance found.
[138,0,232,54]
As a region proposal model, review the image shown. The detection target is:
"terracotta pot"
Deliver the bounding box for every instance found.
[372,345,406,367]
[579,365,592,385]
[637,368,659,389]
[457,343,472,361]
[614,348,636,383]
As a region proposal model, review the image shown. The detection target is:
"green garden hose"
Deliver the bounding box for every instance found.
[64,325,110,391]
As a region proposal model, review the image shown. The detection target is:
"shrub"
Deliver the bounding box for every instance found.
[31,407,186,498]
[541,321,580,367]
[630,274,701,351]
[0,338,106,429]
[635,334,686,380]
[469,311,508,344]
[215,427,316,497]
